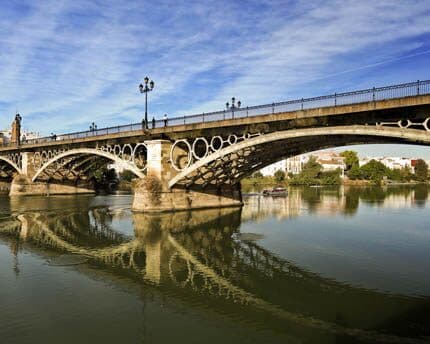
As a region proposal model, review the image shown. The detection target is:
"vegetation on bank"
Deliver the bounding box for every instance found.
[341,150,429,185]
[91,150,429,192]
[288,156,342,186]
[242,150,429,188]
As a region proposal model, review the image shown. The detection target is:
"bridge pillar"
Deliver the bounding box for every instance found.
[21,152,36,178]
[132,140,242,212]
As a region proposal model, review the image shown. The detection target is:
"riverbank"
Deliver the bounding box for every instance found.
[241,176,427,191]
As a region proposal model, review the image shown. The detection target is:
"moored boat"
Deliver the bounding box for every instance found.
[262,187,288,197]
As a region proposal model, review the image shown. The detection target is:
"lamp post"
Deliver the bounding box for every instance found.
[89,122,97,131]
[226,97,241,118]
[139,77,155,129]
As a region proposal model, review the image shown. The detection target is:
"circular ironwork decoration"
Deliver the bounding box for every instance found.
[424,118,430,132]
[113,145,122,157]
[121,144,133,161]
[32,152,42,169]
[227,134,238,145]
[210,136,223,152]
[132,143,148,170]
[398,119,410,129]
[192,137,209,160]
[170,139,192,171]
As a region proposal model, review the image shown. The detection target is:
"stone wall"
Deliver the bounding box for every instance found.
[9,175,94,196]
[132,185,242,212]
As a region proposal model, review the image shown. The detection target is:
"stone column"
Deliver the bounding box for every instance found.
[132,140,243,212]
[21,152,36,178]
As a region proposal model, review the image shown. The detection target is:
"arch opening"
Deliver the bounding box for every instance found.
[0,156,22,180]
[169,126,430,189]
[32,148,146,183]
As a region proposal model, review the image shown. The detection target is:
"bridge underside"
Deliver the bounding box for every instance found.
[172,135,399,189]
[0,163,18,181]
[169,127,430,190]
[34,153,113,183]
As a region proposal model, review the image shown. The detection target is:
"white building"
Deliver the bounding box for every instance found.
[286,155,309,175]
[261,151,346,177]
[0,128,40,144]
[359,157,413,170]
[260,160,287,176]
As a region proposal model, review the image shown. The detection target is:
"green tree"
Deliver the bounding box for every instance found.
[301,156,322,179]
[359,160,388,184]
[348,164,362,180]
[274,169,286,182]
[119,170,136,182]
[340,150,359,170]
[399,166,414,181]
[252,171,263,179]
[414,159,429,182]
[319,169,342,185]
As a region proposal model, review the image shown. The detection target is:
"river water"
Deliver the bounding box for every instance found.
[0,186,429,344]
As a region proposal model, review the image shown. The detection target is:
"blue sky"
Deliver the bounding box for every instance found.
[1,0,430,158]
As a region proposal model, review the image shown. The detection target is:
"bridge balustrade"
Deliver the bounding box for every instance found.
[2,79,429,148]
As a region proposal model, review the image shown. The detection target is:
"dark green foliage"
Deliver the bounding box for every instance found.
[301,156,322,179]
[359,160,388,184]
[340,150,359,170]
[348,164,362,180]
[414,159,429,182]
[289,157,341,185]
[252,171,263,179]
[274,169,286,182]
[91,167,119,192]
[119,170,136,182]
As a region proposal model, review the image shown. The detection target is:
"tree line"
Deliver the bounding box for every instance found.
[250,151,429,186]
[340,150,428,184]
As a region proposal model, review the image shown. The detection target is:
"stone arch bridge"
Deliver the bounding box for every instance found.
[1,79,430,211]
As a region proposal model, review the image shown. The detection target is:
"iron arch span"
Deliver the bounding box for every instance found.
[168,125,430,188]
[0,156,22,178]
[32,148,146,182]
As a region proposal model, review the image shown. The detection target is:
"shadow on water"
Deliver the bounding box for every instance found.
[0,186,429,343]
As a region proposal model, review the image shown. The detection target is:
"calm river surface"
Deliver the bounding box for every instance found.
[0,186,429,344]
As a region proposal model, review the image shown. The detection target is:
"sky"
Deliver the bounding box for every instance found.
[0,0,430,158]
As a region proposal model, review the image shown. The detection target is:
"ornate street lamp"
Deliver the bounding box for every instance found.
[139,76,155,129]
[89,122,97,131]
[226,97,241,118]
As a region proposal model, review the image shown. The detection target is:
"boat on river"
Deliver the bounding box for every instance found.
[262,187,288,197]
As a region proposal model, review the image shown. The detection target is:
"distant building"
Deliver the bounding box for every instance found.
[311,152,346,177]
[286,155,308,175]
[359,157,413,170]
[260,160,287,176]
[0,129,12,145]
[262,151,346,177]
[0,127,40,145]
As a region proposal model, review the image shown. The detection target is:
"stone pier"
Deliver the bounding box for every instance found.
[132,140,243,212]
[9,175,94,196]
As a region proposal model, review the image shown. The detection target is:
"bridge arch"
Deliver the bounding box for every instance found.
[0,156,22,176]
[169,125,430,188]
[32,148,146,182]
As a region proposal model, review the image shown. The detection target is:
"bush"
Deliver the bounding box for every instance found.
[252,171,263,179]
[414,159,429,182]
[119,170,136,182]
[137,174,162,204]
[274,169,286,182]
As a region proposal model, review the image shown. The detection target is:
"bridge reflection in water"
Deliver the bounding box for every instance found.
[0,187,429,343]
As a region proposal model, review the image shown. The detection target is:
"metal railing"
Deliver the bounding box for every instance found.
[4,79,430,148]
